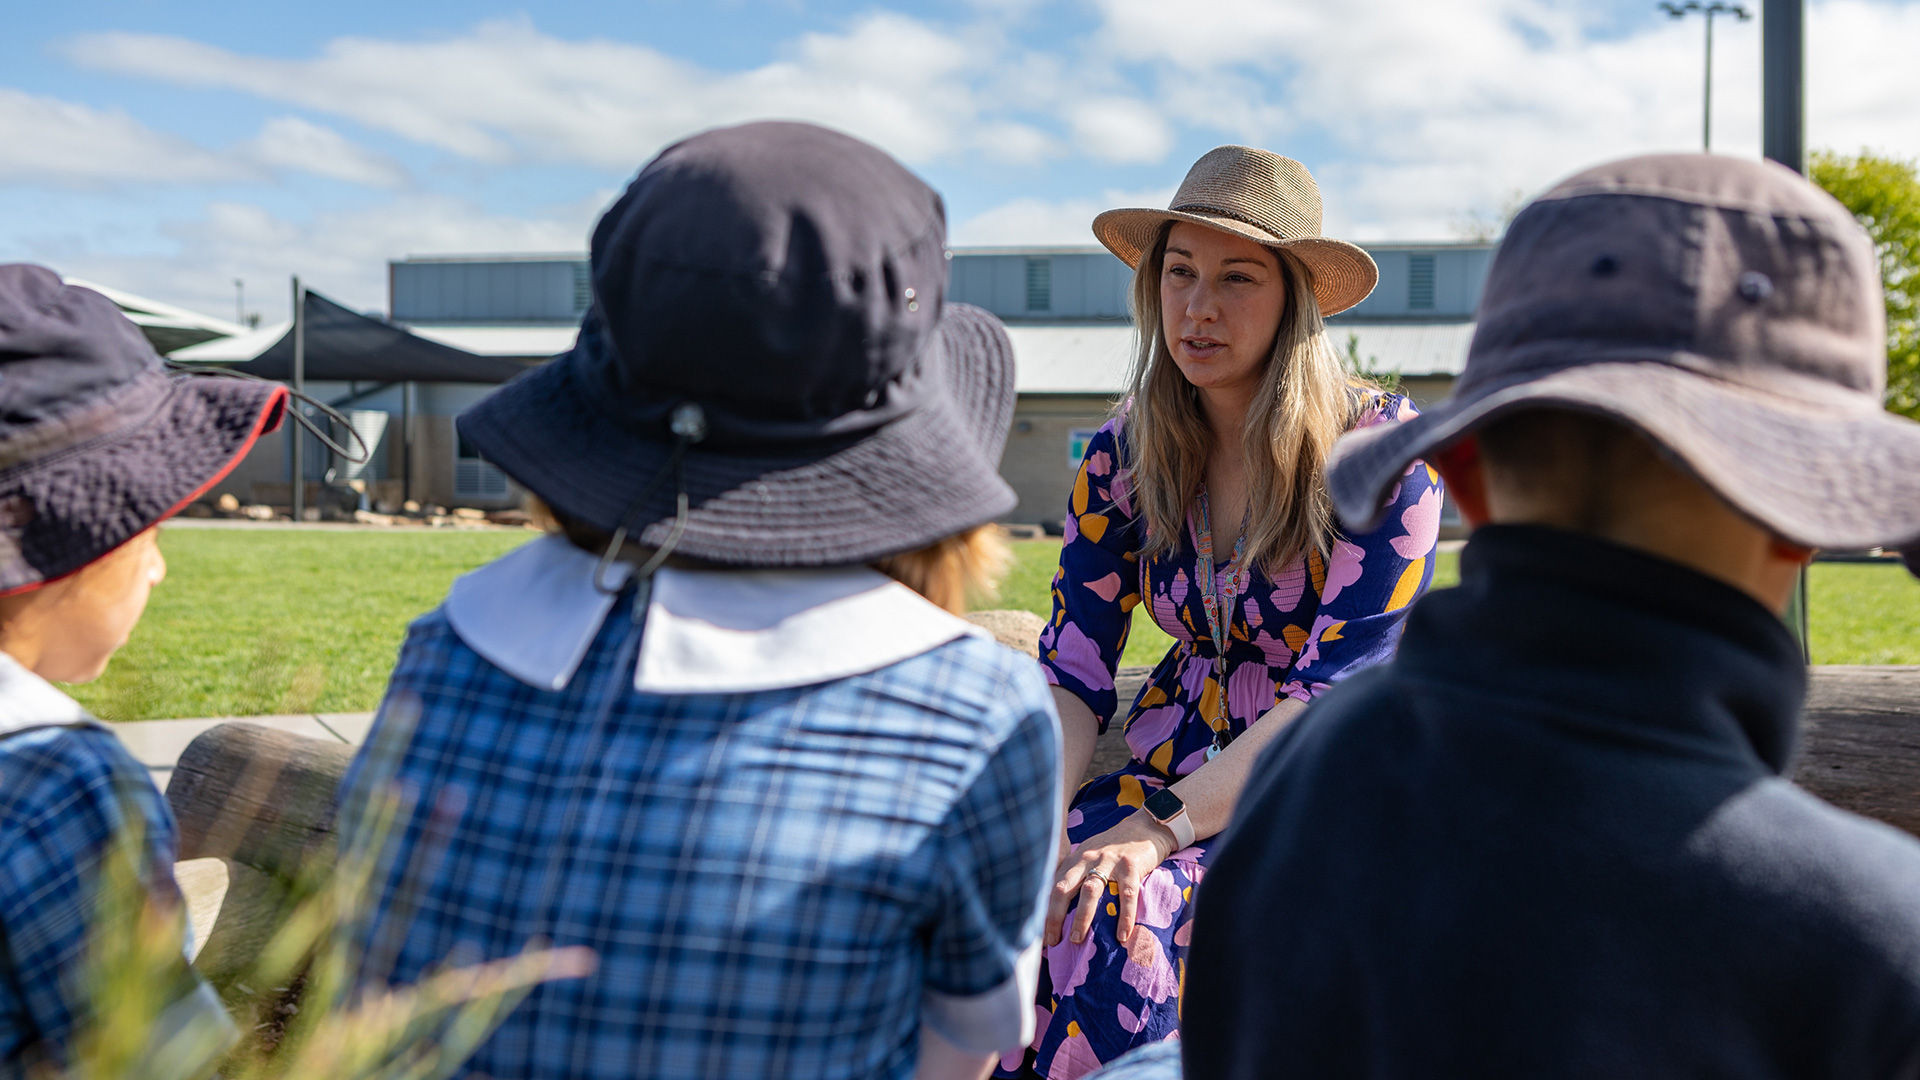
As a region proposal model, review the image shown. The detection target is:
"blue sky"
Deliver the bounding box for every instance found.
[4,0,1915,321]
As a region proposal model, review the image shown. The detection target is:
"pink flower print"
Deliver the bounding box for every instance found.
[1150,585,1185,641]
[1084,572,1123,603]
[1169,568,1190,607]
[1062,513,1080,545]
[1135,868,1185,929]
[1065,806,1084,829]
[1120,928,1179,1003]
[1178,656,1211,702]
[1125,704,1183,761]
[1047,1029,1105,1080]
[1174,747,1208,775]
[1268,558,1308,612]
[1111,469,1134,516]
[1228,661,1278,724]
[1053,622,1113,691]
[1241,595,1264,629]
[1048,932,1096,997]
[1391,485,1442,559]
[1118,1003,1147,1034]
[1087,448,1112,478]
[1294,613,1347,669]
[1173,917,1194,947]
[1319,539,1366,604]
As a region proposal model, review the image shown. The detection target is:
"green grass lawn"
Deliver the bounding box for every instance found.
[69,530,1920,721]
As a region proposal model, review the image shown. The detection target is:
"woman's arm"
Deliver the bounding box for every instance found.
[1045,697,1305,948]
[1052,686,1102,817]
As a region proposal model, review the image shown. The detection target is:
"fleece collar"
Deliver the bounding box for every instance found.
[445,534,983,695]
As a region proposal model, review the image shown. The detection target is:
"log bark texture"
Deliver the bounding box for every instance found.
[1796,666,1920,837]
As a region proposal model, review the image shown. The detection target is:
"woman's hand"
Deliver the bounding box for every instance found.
[1046,811,1176,950]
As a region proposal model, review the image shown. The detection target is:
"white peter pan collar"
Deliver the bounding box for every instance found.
[0,649,104,738]
[445,533,985,695]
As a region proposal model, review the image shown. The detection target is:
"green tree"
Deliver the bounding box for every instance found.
[1811,150,1920,418]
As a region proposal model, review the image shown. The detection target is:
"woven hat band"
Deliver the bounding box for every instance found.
[1170,203,1289,242]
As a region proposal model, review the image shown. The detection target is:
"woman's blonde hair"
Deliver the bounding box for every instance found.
[1120,222,1367,573]
[530,497,1008,615]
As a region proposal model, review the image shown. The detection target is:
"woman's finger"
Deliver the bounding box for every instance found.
[1069,866,1112,945]
[1113,861,1142,947]
[1046,859,1091,947]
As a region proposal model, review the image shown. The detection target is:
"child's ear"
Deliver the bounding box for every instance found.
[1430,436,1490,530]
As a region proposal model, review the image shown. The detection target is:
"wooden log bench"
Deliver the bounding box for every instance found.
[165,722,355,993]
[158,641,1920,996]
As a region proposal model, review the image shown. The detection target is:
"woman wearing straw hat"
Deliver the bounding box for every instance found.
[1009,147,1442,1078]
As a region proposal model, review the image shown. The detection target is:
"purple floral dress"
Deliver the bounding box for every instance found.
[1003,393,1441,1079]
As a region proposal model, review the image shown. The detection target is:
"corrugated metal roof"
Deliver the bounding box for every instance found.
[407,324,578,358]
[1007,321,1473,394]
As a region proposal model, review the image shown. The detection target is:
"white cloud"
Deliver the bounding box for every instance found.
[0,88,234,185]
[244,116,407,188]
[38,191,608,323]
[68,14,1064,171]
[952,185,1176,246]
[1066,98,1174,163]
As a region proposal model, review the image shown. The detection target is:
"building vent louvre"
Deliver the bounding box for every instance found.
[454,433,511,499]
[572,262,593,314]
[1408,254,1435,310]
[1025,257,1052,312]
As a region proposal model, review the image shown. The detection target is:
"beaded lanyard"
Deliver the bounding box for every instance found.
[1194,488,1247,760]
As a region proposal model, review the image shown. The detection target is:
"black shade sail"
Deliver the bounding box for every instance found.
[228,290,531,384]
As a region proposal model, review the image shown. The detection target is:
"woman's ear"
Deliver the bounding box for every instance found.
[1430,436,1490,530]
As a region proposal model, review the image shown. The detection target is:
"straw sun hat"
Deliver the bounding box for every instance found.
[1093,145,1379,317]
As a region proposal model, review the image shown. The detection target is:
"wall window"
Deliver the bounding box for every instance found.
[1025,257,1053,312]
[1408,253,1436,310]
[454,432,510,500]
[572,262,593,315]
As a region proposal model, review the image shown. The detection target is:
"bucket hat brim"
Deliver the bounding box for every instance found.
[0,374,287,594]
[458,302,1018,567]
[1328,359,1920,552]
[1092,207,1379,317]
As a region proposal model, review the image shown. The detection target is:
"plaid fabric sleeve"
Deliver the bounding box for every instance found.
[0,727,190,1070]
[921,663,1063,1055]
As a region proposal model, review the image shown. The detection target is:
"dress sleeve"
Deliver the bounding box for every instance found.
[1039,418,1144,732]
[920,665,1062,1056]
[1279,394,1443,704]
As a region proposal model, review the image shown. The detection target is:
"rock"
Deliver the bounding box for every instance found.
[402,499,422,514]
[965,609,1046,658]
[215,493,241,513]
[486,509,532,527]
[242,504,276,521]
[1001,523,1045,541]
[299,507,321,522]
[352,509,394,526]
[452,507,487,520]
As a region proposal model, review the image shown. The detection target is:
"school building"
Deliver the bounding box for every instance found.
[167,242,1491,523]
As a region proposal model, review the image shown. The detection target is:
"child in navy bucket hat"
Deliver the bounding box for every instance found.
[1185,154,1920,1078]
[335,122,1062,1080]
[0,265,286,1073]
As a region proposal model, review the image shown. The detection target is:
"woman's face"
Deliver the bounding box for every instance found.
[1159,221,1289,398]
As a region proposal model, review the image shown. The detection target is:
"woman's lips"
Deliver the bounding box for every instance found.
[1181,337,1226,359]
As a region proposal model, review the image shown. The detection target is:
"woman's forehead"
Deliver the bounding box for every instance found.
[1164,221,1280,270]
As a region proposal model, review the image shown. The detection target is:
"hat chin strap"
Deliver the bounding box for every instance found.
[592,402,707,596]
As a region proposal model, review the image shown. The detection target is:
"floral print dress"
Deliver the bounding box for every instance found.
[1004,393,1441,1080]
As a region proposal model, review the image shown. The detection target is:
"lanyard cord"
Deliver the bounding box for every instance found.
[1194,488,1248,753]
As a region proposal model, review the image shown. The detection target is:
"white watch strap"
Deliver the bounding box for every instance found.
[1161,807,1195,851]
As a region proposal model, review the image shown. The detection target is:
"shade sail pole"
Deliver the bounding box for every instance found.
[291,275,306,523]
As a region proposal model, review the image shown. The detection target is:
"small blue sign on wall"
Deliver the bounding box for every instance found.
[1068,428,1099,470]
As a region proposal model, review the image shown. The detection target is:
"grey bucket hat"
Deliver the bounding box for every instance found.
[1328,153,1920,551]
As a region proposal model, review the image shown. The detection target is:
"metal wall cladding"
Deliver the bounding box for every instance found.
[947,251,1134,321]
[391,259,587,323]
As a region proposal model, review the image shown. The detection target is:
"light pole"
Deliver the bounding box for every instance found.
[1659,0,1752,151]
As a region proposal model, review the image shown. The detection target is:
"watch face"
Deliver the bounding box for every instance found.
[1143,787,1184,822]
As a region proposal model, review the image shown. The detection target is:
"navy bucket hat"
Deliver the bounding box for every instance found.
[0,264,287,594]
[458,121,1018,567]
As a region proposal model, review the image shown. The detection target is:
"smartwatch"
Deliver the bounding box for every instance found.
[1142,787,1196,851]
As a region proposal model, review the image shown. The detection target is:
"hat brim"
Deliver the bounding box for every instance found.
[0,374,287,595]
[458,302,1019,567]
[1092,207,1379,317]
[1328,359,1920,551]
